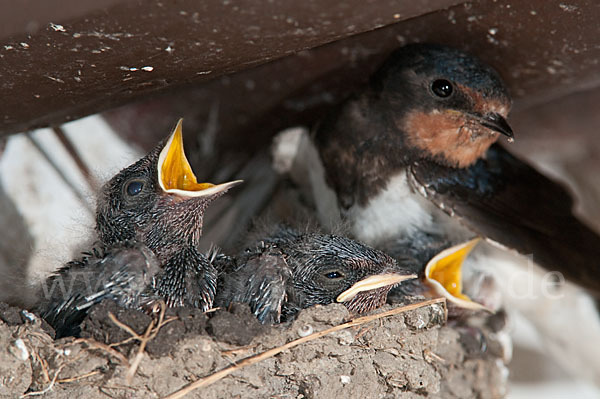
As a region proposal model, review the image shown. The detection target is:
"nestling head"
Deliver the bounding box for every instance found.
[96,119,240,261]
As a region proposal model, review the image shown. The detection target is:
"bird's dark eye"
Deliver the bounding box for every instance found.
[324,270,345,280]
[431,79,453,98]
[126,180,144,196]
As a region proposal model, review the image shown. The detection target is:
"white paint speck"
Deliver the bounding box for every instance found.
[4,45,13,50]
[72,32,81,38]
[559,3,578,12]
[165,45,174,54]
[141,66,154,72]
[487,35,499,45]
[340,375,351,384]
[20,42,29,49]
[447,11,456,24]
[488,27,498,35]
[49,22,66,32]
[530,10,537,15]
[45,75,65,83]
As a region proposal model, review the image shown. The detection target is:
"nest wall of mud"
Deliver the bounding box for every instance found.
[0,300,509,398]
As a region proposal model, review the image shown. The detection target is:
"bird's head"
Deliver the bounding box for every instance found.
[285,234,417,314]
[96,119,241,261]
[391,238,492,312]
[372,43,513,168]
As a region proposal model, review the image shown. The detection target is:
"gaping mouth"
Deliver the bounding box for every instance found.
[336,273,417,303]
[157,119,242,197]
[424,238,490,311]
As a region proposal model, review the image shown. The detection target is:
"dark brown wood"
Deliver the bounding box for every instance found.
[101,0,600,161]
[0,0,463,136]
[1,0,598,146]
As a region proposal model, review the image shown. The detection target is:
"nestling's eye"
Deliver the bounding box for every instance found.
[126,180,144,196]
[324,270,345,280]
[431,79,453,98]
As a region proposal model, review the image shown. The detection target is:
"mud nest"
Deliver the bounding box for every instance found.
[0,299,509,398]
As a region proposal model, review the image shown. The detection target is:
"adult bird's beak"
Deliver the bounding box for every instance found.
[336,273,417,303]
[477,112,514,140]
[424,238,491,311]
[157,119,242,197]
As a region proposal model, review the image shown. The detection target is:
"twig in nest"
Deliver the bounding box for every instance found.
[99,384,140,397]
[21,330,54,345]
[56,369,101,384]
[354,325,374,341]
[29,347,50,383]
[107,300,168,384]
[423,348,447,365]
[108,315,178,349]
[18,330,55,383]
[72,338,130,367]
[20,363,66,397]
[221,344,257,357]
[163,298,446,399]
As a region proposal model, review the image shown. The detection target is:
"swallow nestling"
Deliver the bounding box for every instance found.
[313,43,600,293]
[214,227,417,324]
[38,120,240,336]
[214,226,486,324]
[383,237,493,313]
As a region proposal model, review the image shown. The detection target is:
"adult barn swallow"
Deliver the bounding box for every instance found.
[314,43,600,293]
[38,120,240,336]
[214,226,485,324]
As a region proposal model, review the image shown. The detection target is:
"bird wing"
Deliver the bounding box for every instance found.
[216,246,292,324]
[408,143,600,294]
[242,251,292,324]
[38,244,158,337]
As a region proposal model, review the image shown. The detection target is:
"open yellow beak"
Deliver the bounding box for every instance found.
[336,273,417,303]
[424,238,490,311]
[157,119,242,197]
